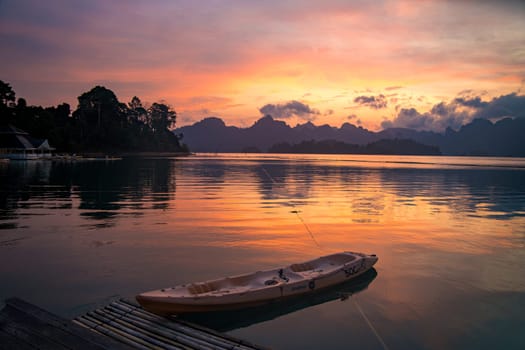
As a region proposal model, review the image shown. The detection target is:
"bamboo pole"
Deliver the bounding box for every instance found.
[119,300,268,350]
[93,308,187,350]
[112,301,253,350]
[75,315,150,350]
[86,311,172,350]
[104,305,221,350]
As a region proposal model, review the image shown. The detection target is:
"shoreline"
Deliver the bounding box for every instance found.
[77,151,192,158]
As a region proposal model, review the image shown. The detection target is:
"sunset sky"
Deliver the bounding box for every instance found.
[1,0,524,131]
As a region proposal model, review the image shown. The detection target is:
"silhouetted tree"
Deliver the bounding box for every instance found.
[75,85,125,129]
[0,80,187,153]
[128,96,148,126]
[0,80,16,125]
[16,97,27,109]
[128,96,145,113]
[0,80,16,107]
[55,103,71,120]
[148,102,176,132]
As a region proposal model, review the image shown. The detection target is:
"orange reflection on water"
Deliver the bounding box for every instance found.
[161,159,525,263]
[2,155,524,350]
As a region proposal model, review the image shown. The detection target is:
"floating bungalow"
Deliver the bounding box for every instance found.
[0,125,54,160]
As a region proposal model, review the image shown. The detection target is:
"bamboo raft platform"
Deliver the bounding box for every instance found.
[0,298,130,349]
[74,299,268,350]
[1,298,268,350]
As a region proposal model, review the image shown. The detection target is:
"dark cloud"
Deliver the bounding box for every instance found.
[353,94,387,109]
[472,93,525,120]
[346,114,363,126]
[382,92,525,132]
[385,86,403,91]
[381,104,468,131]
[259,100,320,120]
[453,96,489,108]
[381,108,434,130]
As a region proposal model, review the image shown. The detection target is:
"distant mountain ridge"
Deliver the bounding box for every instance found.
[175,115,525,156]
[269,139,441,155]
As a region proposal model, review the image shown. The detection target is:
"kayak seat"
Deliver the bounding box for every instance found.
[187,282,218,295]
[327,254,356,265]
[290,262,315,272]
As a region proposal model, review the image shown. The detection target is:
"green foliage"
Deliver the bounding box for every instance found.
[0,81,187,154]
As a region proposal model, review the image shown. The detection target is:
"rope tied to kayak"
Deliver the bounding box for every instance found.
[261,167,322,249]
[351,294,390,350]
[263,166,388,350]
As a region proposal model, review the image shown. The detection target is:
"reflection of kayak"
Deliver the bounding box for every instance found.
[136,251,378,315]
[182,267,378,332]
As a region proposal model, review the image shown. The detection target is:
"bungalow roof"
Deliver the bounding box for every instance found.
[0,124,54,151]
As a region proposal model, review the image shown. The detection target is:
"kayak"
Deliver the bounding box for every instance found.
[136,251,378,315]
[180,268,378,332]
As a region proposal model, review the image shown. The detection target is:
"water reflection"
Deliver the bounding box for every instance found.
[247,160,525,223]
[1,157,524,228]
[0,155,524,349]
[181,268,377,332]
[254,164,314,205]
[377,168,525,220]
[0,161,55,223]
[0,159,178,229]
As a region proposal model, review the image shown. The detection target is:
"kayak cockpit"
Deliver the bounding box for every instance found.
[184,270,293,297]
[290,252,357,275]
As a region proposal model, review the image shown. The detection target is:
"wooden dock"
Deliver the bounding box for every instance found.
[1,298,268,350]
[0,298,130,349]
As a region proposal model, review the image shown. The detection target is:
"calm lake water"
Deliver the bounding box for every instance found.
[1,154,524,349]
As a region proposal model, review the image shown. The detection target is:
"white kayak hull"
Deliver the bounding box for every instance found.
[136,251,378,315]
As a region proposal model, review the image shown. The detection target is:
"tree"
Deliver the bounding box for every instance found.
[55,103,71,120]
[148,102,177,132]
[71,86,131,150]
[0,80,16,107]
[75,85,124,128]
[17,97,27,109]
[0,80,16,124]
[128,96,148,125]
[0,80,187,153]
[128,96,143,111]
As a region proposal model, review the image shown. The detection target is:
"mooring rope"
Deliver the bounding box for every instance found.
[261,167,322,249]
[351,295,390,350]
[262,166,388,350]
